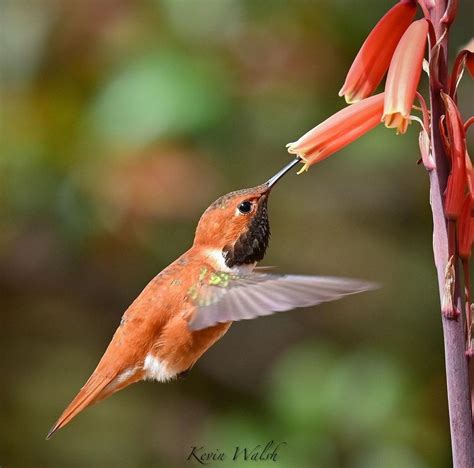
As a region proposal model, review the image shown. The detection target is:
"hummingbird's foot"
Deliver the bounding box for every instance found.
[177,368,191,380]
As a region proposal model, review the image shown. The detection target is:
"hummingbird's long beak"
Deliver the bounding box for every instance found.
[265,156,302,190]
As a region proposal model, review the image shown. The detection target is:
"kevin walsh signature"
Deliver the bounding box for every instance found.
[187,440,287,464]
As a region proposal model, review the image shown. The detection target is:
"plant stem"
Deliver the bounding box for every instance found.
[428,2,474,465]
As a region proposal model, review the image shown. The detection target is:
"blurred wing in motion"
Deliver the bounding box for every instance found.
[188,273,377,331]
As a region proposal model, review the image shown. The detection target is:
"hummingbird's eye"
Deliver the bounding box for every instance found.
[237,201,253,214]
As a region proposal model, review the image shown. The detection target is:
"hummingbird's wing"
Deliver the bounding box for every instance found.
[188,273,377,331]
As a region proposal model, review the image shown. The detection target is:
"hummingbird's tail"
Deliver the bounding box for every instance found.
[46,374,110,439]
[46,369,142,439]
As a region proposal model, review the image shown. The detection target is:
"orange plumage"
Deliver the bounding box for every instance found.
[48,162,375,438]
[47,248,233,438]
[47,183,270,438]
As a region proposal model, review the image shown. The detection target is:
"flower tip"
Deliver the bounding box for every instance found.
[382,112,409,134]
[344,95,359,105]
[296,163,309,175]
[338,87,360,104]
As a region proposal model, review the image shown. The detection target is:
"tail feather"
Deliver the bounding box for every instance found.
[46,374,113,440]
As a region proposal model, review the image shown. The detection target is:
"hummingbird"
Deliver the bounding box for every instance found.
[47,157,375,439]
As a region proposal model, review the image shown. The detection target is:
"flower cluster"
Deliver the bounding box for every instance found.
[287,0,473,350]
[287,0,428,171]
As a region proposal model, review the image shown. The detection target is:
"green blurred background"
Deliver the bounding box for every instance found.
[1,1,473,467]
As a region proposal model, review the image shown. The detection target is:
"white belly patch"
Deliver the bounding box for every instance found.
[143,354,176,382]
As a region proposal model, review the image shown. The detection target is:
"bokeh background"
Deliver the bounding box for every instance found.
[1,1,473,467]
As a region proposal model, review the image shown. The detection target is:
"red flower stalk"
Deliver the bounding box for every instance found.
[442,92,468,220]
[286,93,384,172]
[382,19,429,134]
[338,1,416,103]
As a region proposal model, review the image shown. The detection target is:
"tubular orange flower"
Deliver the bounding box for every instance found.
[287,93,384,172]
[339,0,416,103]
[441,92,468,220]
[382,19,429,134]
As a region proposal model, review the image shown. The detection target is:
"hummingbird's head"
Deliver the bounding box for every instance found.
[193,157,300,268]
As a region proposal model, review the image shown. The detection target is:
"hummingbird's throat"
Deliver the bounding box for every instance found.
[223,199,270,268]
